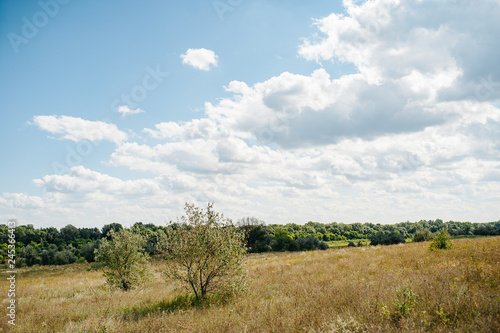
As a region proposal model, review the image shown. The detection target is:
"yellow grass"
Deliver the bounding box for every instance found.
[1,237,499,332]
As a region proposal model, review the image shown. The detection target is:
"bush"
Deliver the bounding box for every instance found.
[296,236,329,251]
[369,230,405,246]
[79,240,101,262]
[429,229,452,250]
[95,229,151,291]
[54,250,76,265]
[239,224,273,253]
[20,244,41,266]
[161,203,247,300]
[271,230,299,252]
[413,229,433,242]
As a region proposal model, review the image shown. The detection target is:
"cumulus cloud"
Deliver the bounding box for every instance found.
[0,193,45,209]
[14,1,500,227]
[33,115,128,144]
[180,48,218,71]
[34,166,162,196]
[118,105,145,116]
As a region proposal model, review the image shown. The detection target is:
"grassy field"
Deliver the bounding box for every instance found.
[1,237,499,332]
[326,239,370,247]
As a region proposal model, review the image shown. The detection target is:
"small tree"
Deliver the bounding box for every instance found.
[95,229,151,291]
[429,229,452,250]
[161,203,247,300]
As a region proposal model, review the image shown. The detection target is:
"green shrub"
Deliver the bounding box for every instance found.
[161,203,247,300]
[413,229,432,242]
[429,229,452,250]
[296,236,328,251]
[369,230,405,246]
[272,230,299,252]
[391,282,418,321]
[95,229,151,291]
[54,250,76,265]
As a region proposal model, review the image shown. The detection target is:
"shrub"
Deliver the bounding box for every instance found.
[271,230,299,252]
[54,250,76,265]
[95,229,151,291]
[238,223,273,253]
[79,240,101,262]
[391,282,418,321]
[429,229,452,250]
[20,244,41,266]
[161,203,247,300]
[296,236,329,251]
[413,229,433,242]
[369,230,405,246]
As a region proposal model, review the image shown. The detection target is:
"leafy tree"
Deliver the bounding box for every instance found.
[79,240,101,262]
[161,203,247,300]
[20,244,41,266]
[369,230,405,246]
[54,250,76,265]
[429,229,452,250]
[60,224,79,243]
[101,223,123,240]
[237,218,272,253]
[95,229,151,291]
[412,229,433,242]
[296,236,328,251]
[271,230,299,252]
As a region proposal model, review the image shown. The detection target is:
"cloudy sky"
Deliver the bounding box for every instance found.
[1,0,499,229]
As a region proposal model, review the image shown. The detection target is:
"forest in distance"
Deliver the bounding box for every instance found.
[2,216,499,268]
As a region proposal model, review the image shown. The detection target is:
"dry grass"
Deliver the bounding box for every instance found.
[1,237,499,332]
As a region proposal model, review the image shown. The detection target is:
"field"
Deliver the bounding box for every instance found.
[1,237,499,332]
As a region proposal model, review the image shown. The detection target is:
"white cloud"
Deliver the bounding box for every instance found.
[180,48,218,71]
[34,166,162,196]
[11,1,500,227]
[0,193,45,209]
[33,115,128,144]
[118,105,145,116]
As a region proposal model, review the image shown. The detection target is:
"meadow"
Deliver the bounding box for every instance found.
[1,236,499,332]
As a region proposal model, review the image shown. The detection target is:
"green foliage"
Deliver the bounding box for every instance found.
[369,230,405,246]
[101,223,123,240]
[79,240,101,262]
[391,282,418,321]
[412,229,433,242]
[54,250,76,265]
[20,244,41,266]
[296,236,329,251]
[237,218,272,253]
[2,219,499,266]
[429,229,452,250]
[161,203,247,300]
[272,230,299,252]
[95,229,151,291]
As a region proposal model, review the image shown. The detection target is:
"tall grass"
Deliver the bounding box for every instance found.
[1,237,499,332]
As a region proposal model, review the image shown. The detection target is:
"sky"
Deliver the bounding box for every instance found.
[1,0,500,229]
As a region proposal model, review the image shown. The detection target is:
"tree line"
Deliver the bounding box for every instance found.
[1,217,499,267]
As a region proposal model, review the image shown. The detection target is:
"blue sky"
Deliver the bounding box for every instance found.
[1,0,500,228]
